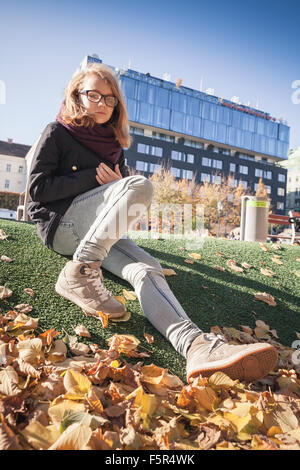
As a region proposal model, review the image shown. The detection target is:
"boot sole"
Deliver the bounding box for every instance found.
[187,345,278,383]
[55,281,126,319]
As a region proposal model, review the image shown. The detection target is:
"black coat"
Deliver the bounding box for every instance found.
[27,121,130,249]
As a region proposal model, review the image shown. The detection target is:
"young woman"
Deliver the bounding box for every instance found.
[27,63,278,383]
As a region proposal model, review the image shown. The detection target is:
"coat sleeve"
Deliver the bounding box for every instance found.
[117,149,131,178]
[28,125,98,203]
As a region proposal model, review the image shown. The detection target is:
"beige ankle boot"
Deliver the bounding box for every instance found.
[186,333,278,383]
[55,260,126,319]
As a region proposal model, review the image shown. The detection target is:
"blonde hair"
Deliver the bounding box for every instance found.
[61,63,132,149]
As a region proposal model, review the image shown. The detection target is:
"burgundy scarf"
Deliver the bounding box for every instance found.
[56,101,122,164]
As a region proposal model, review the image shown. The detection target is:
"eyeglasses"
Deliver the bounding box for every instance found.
[78,89,119,108]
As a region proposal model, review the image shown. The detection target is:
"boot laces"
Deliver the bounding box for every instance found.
[84,267,111,302]
[203,333,227,354]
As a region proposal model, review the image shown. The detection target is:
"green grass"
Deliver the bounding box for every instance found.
[1,218,300,382]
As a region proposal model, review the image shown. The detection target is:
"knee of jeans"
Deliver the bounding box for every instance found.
[128,176,154,201]
[122,260,165,286]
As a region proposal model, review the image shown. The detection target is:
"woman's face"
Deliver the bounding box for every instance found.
[78,74,115,124]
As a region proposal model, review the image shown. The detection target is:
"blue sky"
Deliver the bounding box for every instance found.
[0,0,299,155]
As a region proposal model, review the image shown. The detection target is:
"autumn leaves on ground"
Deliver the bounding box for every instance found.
[0,219,300,450]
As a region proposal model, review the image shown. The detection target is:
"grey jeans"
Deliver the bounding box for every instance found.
[52,175,202,358]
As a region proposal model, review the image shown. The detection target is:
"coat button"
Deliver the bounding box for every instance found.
[72,166,77,171]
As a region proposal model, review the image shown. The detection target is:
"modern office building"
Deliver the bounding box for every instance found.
[82,55,289,213]
[279,147,300,213]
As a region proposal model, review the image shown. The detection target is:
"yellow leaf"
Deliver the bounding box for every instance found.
[49,422,92,450]
[86,388,104,414]
[63,369,91,398]
[21,422,60,450]
[114,295,126,306]
[122,289,137,300]
[110,311,131,322]
[48,400,86,424]
[209,372,236,388]
[267,426,283,437]
[188,252,202,260]
[162,268,177,276]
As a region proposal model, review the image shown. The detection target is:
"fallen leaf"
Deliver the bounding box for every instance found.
[122,289,137,301]
[162,268,177,276]
[254,292,277,307]
[96,311,109,328]
[49,422,92,450]
[260,268,276,277]
[215,265,225,272]
[1,255,12,263]
[144,333,155,344]
[188,253,202,260]
[0,285,13,300]
[241,262,252,269]
[0,230,9,240]
[74,325,91,338]
[110,311,131,322]
[272,257,283,265]
[24,288,34,297]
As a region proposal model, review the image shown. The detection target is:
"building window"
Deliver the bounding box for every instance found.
[229,163,236,172]
[278,174,286,183]
[202,157,212,167]
[18,165,23,173]
[239,165,248,175]
[5,179,10,189]
[184,139,204,149]
[182,169,193,180]
[6,164,11,173]
[239,153,255,161]
[212,175,222,184]
[229,178,238,187]
[136,160,161,173]
[265,185,271,194]
[240,180,248,189]
[264,170,272,180]
[277,202,284,210]
[201,173,211,183]
[187,153,194,164]
[212,159,222,169]
[130,126,144,135]
[255,168,263,178]
[212,146,219,153]
[137,143,163,157]
[171,150,194,164]
[219,148,230,155]
[171,167,181,178]
[277,187,285,196]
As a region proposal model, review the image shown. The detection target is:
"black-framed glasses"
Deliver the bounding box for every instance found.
[78,89,119,108]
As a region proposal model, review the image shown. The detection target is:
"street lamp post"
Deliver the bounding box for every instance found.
[217,200,223,238]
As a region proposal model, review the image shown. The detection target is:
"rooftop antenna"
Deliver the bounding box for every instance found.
[199,76,204,91]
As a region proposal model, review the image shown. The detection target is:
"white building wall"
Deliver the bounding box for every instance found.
[0,153,26,193]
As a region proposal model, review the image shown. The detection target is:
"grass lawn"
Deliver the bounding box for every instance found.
[1,218,300,383]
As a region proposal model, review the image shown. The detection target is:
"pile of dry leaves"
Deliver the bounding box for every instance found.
[0,307,299,450]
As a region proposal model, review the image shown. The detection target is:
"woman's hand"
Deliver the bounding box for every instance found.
[96,162,123,185]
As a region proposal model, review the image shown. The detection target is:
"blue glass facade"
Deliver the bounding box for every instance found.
[119,70,289,159]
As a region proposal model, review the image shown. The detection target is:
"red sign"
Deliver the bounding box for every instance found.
[219,99,277,122]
